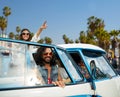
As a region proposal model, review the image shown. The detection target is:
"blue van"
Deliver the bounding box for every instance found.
[0,37,120,97]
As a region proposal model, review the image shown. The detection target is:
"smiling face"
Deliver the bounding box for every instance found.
[21,30,30,41]
[42,48,53,64]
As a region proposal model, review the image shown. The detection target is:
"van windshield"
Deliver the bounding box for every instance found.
[82,50,116,79]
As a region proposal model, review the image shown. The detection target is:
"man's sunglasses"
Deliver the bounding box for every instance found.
[43,52,53,56]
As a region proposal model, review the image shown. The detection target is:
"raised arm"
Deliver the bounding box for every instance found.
[36,21,47,38]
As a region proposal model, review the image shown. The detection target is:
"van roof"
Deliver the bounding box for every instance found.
[58,43,105,52]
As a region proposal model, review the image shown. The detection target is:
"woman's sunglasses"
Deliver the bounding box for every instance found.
[22,33,30,35]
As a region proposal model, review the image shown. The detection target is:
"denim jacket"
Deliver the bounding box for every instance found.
[37,65,58,84]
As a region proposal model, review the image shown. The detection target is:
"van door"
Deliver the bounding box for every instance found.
[56,48,97,96]
[0,40,95,97]
[68,50,120,97]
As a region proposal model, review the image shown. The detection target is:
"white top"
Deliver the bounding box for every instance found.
[58,43,105,52]
[31,33,40,42]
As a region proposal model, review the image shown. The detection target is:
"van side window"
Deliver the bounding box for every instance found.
[33,47,71,85]
[55,59,71,84]
[0,42,26,89]
[68,52,90,81]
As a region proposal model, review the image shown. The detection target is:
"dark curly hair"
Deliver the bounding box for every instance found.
[33,47,56,66]
[19,28,32,41]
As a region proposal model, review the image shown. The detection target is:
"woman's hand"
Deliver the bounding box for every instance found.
[40,21,47,29]
[36,21,47,37]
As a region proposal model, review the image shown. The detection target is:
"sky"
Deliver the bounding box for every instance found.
[0,0,120,44]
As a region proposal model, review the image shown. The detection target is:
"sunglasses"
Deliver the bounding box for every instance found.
[43,52,53,56]
[22,33,30,35]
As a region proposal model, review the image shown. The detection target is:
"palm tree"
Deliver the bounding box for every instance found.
[87,16,105,38]
[63,34,70,44]
[69,39,74,43]
[95,28,110,50]
[38,39,44,43]
[44,37,52,44]
[31,32,34,37]
[8,32,14,39]
[109,30,120,53]
[0,16,7,37]
[15,34,19,40]
[79,31,87,43]
[86,16,107,46]
[3,6,11,35]
[75,39,79,43]
[87,16,104,31]
[16,26,21,35]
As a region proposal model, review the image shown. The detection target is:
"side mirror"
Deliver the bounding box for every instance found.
[90,60,106,79]
[90,60,96,76]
